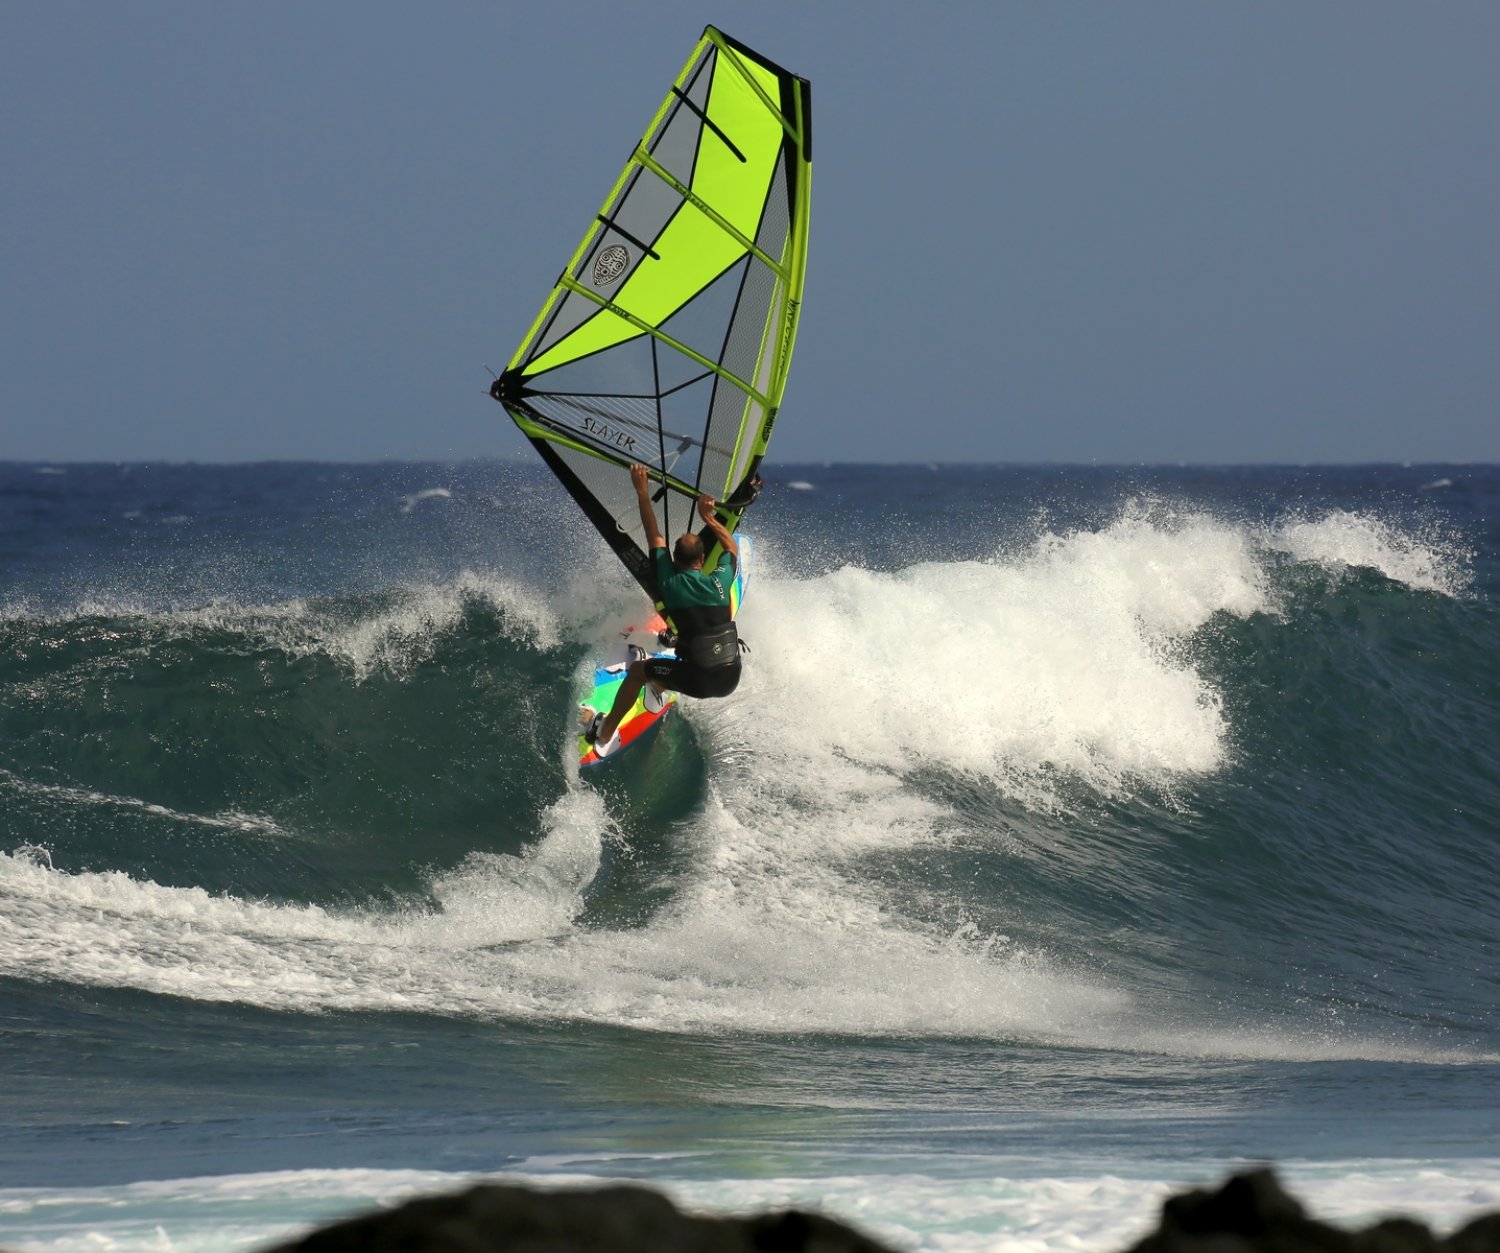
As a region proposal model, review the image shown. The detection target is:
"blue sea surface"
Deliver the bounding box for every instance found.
[2,461,1499,1250]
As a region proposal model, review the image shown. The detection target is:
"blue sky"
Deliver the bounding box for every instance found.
[3,1,1497,464]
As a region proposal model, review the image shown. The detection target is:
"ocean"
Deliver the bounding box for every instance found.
[2,460,1498,1251]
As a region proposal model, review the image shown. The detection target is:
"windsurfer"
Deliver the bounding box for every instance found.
[586,464,742,747]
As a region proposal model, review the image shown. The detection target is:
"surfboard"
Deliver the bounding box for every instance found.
[578,535,752,767]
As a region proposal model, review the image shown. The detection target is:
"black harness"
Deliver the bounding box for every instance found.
[659,601,746,670]
[679,620,741,669]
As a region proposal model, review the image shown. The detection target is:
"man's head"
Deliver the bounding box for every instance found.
[672,532,705,569]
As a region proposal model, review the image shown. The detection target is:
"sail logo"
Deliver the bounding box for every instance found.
[581,414,637,453]
[779,297,800,370]
[593,245,630,287]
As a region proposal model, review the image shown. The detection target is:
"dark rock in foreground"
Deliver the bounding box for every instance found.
[1124,1167,1500,1253]
[264,1168,1500,1253]
[267,1181,897,1253]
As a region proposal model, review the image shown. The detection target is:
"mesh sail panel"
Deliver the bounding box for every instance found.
[494,26,811,600]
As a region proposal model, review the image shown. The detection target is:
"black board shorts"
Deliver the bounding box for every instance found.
[644,656,742,700]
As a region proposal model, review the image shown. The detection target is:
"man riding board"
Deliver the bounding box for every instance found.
[584,463,743,749]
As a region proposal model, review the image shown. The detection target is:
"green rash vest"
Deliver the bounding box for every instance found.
[653,547,736,631]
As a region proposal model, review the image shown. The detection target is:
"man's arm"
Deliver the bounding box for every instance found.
[697,493,738,558]
[630,464,666,551]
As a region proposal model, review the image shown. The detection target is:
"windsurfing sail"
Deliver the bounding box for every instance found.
[490,26,811,601]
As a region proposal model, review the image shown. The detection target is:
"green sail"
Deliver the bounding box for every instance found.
[491,26,811,597]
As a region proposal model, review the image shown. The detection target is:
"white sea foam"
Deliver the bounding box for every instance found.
[10,570,564,680]
[400,486,452,513]
[3,1159,1499,1253]
[287,572,559,679]
[0,768,287,838]
[0,833,1118,1041]
[1270,509,1470,595]
[748,505,1266,798]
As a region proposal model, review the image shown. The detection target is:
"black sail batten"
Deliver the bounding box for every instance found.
[670,87,747,163]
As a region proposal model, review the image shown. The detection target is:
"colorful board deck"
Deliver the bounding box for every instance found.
[578,535,752,768]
